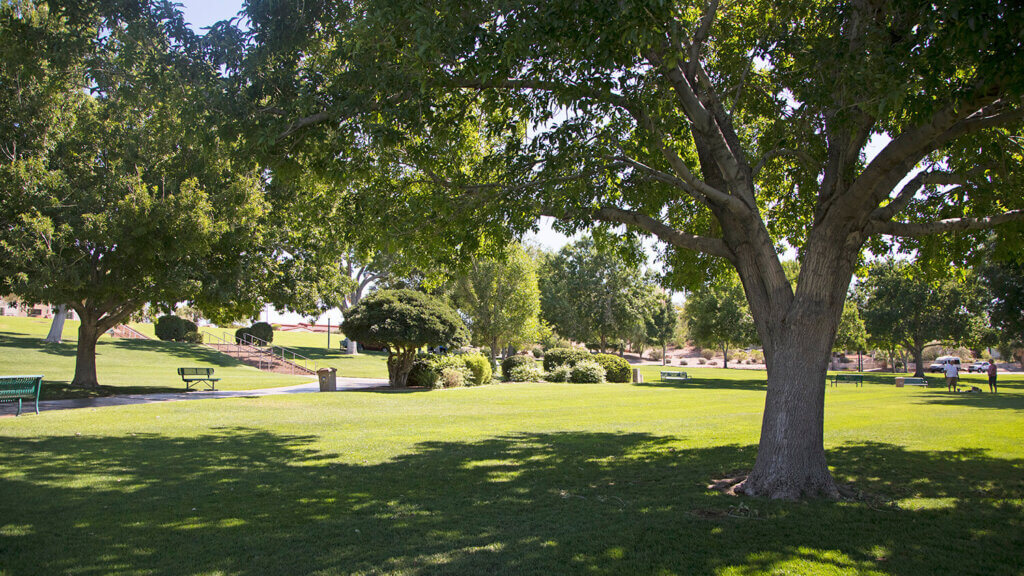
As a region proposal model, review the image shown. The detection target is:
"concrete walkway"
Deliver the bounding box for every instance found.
[0,377,390,417]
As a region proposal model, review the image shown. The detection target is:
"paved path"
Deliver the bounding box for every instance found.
[0,377,390,417]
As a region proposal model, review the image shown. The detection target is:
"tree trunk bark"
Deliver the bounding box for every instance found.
[722,343,729,369]
[911,344,925,377]
[662,344,667,366]
[490,336,499,365]
[45,305,68,343]
[72,319,101,388]
[387,349,415,387]
[739,325,839,500]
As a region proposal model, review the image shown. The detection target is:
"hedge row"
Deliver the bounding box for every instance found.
[409,353,493,388]
[542,348,631,383]
[235,322,274,345]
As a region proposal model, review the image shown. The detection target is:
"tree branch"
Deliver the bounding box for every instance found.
[543,205,732,260]
[277,111,331,140]
[866,210,1024,237]
[870,169,966,222]
[753,148,819,179]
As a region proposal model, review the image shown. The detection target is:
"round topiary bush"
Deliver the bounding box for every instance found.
[248,321,274,344]
[234,327,252,344]
[501,354,536,380]
[593,353,631,383]
[155,315,198,342]
[542,347,591,371]
[182,331,204,344]
[462,354,493,386]
[569,360,606,383]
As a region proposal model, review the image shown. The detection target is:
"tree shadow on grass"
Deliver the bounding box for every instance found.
[913,391,1024,411]
[632,375,768,391]
[0,331,77,358]
[106,338,252,368]
[0,429,1021,575]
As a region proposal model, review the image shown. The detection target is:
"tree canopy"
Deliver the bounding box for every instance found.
[683,271,756,368]
[235,0,1024,499]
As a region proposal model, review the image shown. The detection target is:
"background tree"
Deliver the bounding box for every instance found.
[833,300,868,369]
[0,3,273,387]
[648,295,678,366]
[683,272,756,369]
[981,256,1024,367]
[342,289,469,387]
[243,0,1024,498]
[450,243,541,364]
[858,260,981,377]
[540,236,651,352]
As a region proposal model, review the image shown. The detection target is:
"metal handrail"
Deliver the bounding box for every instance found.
[202,330,318,375]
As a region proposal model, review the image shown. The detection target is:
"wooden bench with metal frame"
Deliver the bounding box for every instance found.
[660,371,689,381]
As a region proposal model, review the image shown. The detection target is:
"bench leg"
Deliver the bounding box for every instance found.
[16,398,22,416]
[34,396,39,414]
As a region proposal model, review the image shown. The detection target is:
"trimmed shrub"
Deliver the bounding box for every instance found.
[542,347,591,371]
[408,354,441,388]
[462,354,492,386]
[545,364,572,382]
[648,348,664,361]
[697,358,707,365]
[700,349,715,360]
[680,359,689,366]
[569,360,606,383]
[593,353,631,383]
[234,327,252,344]
[440,367,465,388]
[248,322,274,343]
[531,346,544,358]
[155,315,198,342]
[182,331,204,344]
[501,354,535,379]
[507,363,545,382]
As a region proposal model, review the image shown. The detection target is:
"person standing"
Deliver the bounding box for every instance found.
[945,360,960,392]
[987,362,998,393]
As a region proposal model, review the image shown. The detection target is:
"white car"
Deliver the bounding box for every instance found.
[967,361,991,373]
[928,355,961,373]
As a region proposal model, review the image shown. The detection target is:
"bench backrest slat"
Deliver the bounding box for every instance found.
[178,367,214,377]
[0,375,43,398]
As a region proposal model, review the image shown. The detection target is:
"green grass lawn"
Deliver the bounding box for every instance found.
[1,369,1022,575]
[0,317,309,399]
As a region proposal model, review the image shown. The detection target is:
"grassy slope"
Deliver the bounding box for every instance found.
[0,317,308,398]
[1,372,1021,575]
[199,326,391,379]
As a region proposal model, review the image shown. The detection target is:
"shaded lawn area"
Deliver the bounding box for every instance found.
[1,381,1021,575]
[0,317,308,399]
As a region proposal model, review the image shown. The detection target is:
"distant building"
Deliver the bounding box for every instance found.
[0,297,79,320]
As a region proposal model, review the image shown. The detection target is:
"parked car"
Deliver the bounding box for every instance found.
[928,355,961,373]
[967,361,991,373]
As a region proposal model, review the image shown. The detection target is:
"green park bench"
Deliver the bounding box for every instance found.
[830,373,864,387]
[0,375,44,416]
[901,377,928,386]
[661,371,689,381]
[177,367,220,391]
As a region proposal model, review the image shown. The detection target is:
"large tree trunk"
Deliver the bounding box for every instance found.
[911,345,925,377]
[741,328,838,499]
[725,215,856,500]
[72,318,101,388]
[721,343,729,369]
[45,305,68,343]
[387,349,415,387]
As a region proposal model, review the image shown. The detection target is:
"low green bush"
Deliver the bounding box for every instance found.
[501,354,535,379]
[440,367,465,388]
[544,364,572,383]
[593,353,631,383]
[182,331,204,344]
[461,354,492,386]
[569,360,606,383]
[409,354,473,389]
[507,363,545,382]
[542,347,591,371]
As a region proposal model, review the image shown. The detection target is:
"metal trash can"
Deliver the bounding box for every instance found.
[317,368,337,392]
